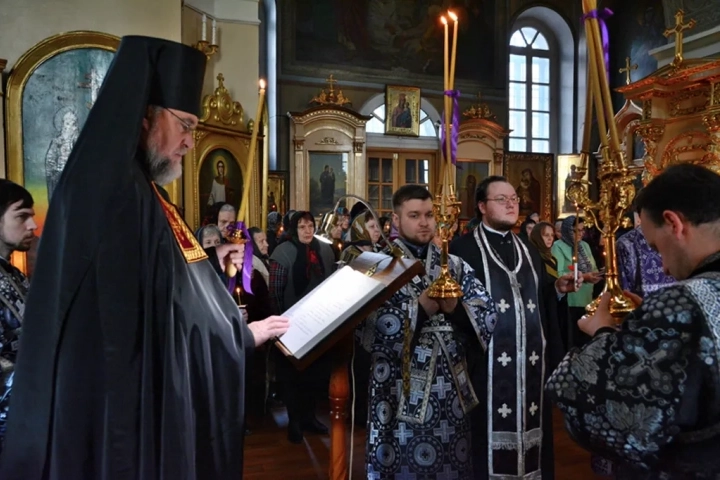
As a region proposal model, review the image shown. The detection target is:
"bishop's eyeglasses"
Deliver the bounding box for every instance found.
[164,107,196,134]
[485,196,520,206]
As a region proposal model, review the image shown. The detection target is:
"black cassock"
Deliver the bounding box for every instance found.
[450,225,565,480]
[0,37,255,480]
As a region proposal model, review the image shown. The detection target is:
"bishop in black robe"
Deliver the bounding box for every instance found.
[450,224,568,480]
[0,36,287,480]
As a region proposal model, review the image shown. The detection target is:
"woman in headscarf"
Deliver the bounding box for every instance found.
[530,221,570,349]
[266,211,282,256]
[339,210,383,264]
[242,227,272,322]
[268,211,336,444]
[194,224,223,249]
[241,227,274,429]
[518,217,536,242]
[551,215,603,348]
[529,221,559,279]
[318,211,344,261]
[277,209,297,245]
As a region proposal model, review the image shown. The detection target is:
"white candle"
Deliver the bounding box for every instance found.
[212,18,217,45]
[201,14,207,42]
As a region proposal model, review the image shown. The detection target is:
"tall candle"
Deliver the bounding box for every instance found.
[212,18,217,45]
[448,11,459,90]
[442,16,448,91]
[238,80,267,222]
[201,14,207,42]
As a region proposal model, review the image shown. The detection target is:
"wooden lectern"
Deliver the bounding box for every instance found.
[275,252,424,480]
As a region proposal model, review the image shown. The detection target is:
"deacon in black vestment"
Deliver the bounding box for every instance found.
[450,176,579,480]
[0,36,289,480]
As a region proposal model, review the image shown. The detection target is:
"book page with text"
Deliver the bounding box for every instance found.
[279,267,384,357]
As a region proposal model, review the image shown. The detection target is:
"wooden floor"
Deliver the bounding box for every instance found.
[243,404,607,479]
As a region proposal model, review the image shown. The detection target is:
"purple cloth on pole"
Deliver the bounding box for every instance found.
[582,8,613,81]
[441,89,461,165]
[226,221,254,295]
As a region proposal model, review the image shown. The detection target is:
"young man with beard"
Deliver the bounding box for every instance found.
[0,37,288,480]
[547,163,720,479]
[362,185,497,479]
[450,175,579,480]
[0,180,36,453]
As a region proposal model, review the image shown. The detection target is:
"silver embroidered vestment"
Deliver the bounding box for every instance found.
[362,241,497,479]
[547,268,720,479]
[472,227,548,480]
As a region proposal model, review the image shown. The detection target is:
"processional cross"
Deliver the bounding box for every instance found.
[663,9,696,68]
[619,57,638,85]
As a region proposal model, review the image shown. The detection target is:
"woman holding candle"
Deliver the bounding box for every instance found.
[551,215,603,348]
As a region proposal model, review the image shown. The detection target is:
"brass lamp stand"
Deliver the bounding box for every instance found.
[568,0,638,322]
[428,10,463,300]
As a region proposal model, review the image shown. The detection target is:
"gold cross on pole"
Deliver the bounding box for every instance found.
[619,57,638,85]
[663,9,696,68]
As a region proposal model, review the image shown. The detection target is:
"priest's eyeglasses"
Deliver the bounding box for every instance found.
[486,196,520,205]
[164,107,196,134]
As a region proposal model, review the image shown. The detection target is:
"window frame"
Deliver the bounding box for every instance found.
[508,22,558,154]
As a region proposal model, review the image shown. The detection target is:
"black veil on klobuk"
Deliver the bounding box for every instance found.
[1,37,254,480]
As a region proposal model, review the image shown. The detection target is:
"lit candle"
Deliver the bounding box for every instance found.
[201,14,207,42]
[448,11,459,90]
[238,80,267,222]
[441,16,448,91]
[212,18,217,45]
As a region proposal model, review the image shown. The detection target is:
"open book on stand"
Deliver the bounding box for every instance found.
[274,251,424,370]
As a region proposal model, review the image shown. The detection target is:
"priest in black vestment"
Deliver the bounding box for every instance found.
[0,36,289,480]
[450,176,579,480]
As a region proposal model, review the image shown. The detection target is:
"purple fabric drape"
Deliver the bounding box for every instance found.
[441,89,461,165]
[226,221,254,295]
[582,8,613,80]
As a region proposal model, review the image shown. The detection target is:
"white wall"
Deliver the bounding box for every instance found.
[0,0,181,69]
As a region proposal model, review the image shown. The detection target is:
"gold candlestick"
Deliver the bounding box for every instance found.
[568,0,637,322]
[428,10,462,300]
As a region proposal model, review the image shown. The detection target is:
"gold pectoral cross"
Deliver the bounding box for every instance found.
[664,9,696,68]
[619,57,638,85]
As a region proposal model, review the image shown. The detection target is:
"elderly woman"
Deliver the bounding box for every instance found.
[195,224,223,248]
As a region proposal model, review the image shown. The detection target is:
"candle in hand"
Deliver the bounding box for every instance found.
[201,14,207,42]
[212,18,217,45]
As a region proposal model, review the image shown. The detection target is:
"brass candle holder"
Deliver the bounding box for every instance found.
[194,40,219,59]
[567,151,636,321]
[427,185,463,299]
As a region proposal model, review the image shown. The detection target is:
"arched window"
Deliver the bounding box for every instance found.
[509,26,552,153]
[366,105,438,137]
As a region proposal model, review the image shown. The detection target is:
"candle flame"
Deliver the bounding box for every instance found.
[448,10,458,22]
[259,79,266,89]
[440,16,448,25]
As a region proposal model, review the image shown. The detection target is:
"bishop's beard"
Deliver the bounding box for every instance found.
[145,143,181,186]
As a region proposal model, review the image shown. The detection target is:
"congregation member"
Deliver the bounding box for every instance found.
[269,211,335,443]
